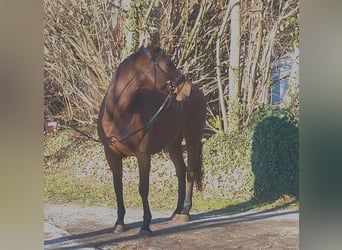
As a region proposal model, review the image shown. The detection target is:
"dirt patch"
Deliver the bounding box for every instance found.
[44,202,298,249]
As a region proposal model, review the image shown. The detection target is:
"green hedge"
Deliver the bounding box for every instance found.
[250,108,299,201]
[202,107,299,202]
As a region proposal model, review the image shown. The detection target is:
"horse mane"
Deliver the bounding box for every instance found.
[118,47,143,69]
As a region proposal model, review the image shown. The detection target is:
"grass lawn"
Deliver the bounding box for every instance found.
[44,129,298,213]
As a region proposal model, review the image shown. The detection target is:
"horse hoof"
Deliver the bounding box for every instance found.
[138,229,152,237]
[172,213,190,222]
[114,224,126,233]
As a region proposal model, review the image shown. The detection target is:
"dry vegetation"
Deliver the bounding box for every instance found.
[44,0,299,130]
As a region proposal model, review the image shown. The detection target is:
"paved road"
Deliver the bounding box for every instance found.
[44,202,299,250]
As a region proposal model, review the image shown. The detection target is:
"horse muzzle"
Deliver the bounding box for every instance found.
[171,80,193,101]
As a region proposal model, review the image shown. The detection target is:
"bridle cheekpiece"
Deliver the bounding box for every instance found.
[142,46,185,90]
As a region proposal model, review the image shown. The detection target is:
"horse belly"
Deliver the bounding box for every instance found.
[148,104,185,154]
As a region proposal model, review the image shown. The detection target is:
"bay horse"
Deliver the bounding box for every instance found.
[97,36,206,236]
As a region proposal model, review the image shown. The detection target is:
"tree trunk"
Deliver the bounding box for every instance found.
[121,0,132,57]
[247,0,263,115]
[228,0,241,133]
[216,3,231,133]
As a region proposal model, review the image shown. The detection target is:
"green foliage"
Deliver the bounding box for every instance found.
[124,0,150,55]
[44,175,115,206]
[44,128,256,210]
[248,106,298,130]
[250,108,299,202]
[227,99,242,133]
[284,12,299,47]
[202,132,254,201]
[44,108,299,210]
[281,52,299,125]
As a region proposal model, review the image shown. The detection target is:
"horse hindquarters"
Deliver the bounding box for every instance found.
[171,87,206,220]
[183,86,206,191]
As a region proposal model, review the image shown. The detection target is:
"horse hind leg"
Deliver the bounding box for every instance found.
[176,132,204,221]
[104,147,126,233]
[168,133,203,223]
[167,134,187,220]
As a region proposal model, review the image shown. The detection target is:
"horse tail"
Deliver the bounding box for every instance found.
[195,143,204,191]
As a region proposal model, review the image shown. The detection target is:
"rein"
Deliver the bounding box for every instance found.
[72,46,184,145]
[68,125,102,143]
[106,91,173,144]
[69,91,174,144]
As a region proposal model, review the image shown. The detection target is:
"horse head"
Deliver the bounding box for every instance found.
[140,34,185,91]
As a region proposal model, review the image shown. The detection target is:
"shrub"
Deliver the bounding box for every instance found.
[202,107,299,203]
[250,108,299,201]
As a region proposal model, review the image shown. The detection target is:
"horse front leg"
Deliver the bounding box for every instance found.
[104,147,126,233]
[137,153,152,236]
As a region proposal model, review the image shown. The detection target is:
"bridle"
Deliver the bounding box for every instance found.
[142,46,186,90]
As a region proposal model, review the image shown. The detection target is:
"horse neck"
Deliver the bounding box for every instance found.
[108,49,170,114]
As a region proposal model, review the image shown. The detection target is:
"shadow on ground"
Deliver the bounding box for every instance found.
[44,199,298,250]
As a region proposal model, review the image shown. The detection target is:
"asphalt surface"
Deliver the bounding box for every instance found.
[44,202,299,250]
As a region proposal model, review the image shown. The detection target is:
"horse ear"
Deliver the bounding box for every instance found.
[150,32,160,52]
